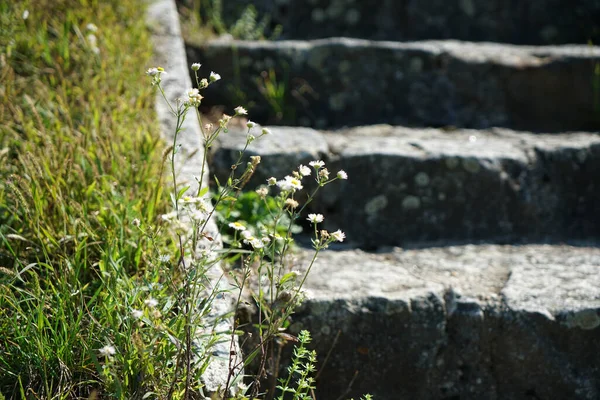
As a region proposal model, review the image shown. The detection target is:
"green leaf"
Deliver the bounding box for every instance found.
[176,185,190,200]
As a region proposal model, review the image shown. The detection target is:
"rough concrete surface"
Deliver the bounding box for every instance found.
[285,244,600,400]
[211,124,600,248]
[211,0,600,45]
[187,39,600,131]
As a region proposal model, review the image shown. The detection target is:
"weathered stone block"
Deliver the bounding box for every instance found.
[282,245,600,400]
[211,125,600,248]
[208,0,600,45]
[188,39,600,131]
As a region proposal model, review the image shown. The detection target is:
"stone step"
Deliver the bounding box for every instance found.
[210,125,600,248]
[187,39,600,131]
[283,243,600,400]
[210,0,600,45]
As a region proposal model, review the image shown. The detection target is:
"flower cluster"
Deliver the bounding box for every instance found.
[186,88,203,107]
[146,67,166,86]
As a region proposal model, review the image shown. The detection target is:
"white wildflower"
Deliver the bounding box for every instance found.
[234,106,248,115]
[261,127,271,135]
[229,221,246,231]
[246,120,256,129]
[267,177,277,186]
[99,345,116,357]
[191,62,201,71]
[22,10,29,20]
[309,160,325,169]
[319,168,330,180]
[186,88,203,106]
[337,170,348,180]
[285,198,299,209]
[209,71,221,82]
[277,176,303,192]
[298,165,311,176]
[331,230,345,242]
[145,298,159,308]
[256,186,269,199]
[307,213,324,224]
[248,238,265,249]
[131,309,143,319]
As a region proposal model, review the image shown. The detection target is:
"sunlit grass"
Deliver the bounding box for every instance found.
[0,0,174,397]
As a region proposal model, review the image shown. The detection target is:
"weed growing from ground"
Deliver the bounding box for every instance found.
[149,62,351,398]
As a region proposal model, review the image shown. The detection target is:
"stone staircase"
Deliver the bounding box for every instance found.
[181,2,600,399]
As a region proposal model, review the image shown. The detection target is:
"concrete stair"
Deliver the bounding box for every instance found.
[179,2,600,398]
[188,39,600,131]
[212,0,600,45]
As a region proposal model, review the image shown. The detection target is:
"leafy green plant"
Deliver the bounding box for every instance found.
[179,0,281,42]
[215,190,301,247]
[0,1,368,398]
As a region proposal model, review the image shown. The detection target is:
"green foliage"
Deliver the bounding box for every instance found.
[0,0,177,397]
[215,190,301,246]
[179,0,281,43]
[276,330,317,400]
[0,1,366,399]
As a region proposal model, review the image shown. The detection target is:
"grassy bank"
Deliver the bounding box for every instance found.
[0,0,174,397]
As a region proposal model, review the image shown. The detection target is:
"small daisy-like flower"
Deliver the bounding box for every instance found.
[229,221,246,231]
[285,198,299,209]
[331,230,345,242]
[131,218,141,227]
[307,213,324,224]
[219,114,232,128]
[158,254,171,263]
[191,62,201,71]
[99,345,116,357]
[309,160,325,169]
[256,186,269,199]
[209,71,221,82]
[261,128,271,135]
[337,170,348,180]
[146,67,159,77]
[186,88,203,106]
[22,10,29,20]
[246,120,256,129]
[241,230,253,240]
[267,177,277,186]
[131,309,143,319]
[248,238,265,249]
[145,298,159,308]
[277,176,303,192]
[298,165,311,176]
[86,23,98,32]
[179,196,197,204]
[234,106,248,115]
[319,168,330,180]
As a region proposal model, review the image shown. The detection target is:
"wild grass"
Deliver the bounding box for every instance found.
[0,1,364,399]
[0,0,175,397]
